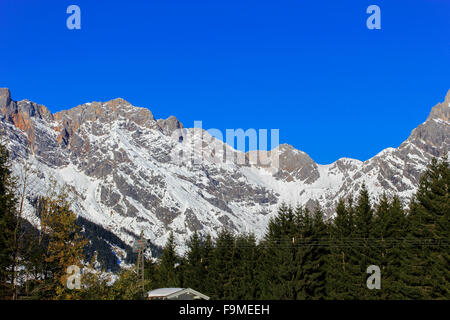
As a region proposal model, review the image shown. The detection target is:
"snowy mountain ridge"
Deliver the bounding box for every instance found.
[1,87,449,256]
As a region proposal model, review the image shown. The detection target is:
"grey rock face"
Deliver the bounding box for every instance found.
[157,116,183,136]
[274,144,320,183]
[0,88,11,109]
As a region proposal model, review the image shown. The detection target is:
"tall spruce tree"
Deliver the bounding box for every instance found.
[228,234,259,299]
[209,229,235,299]
[295,207,329,299]
[407,157,449,299]
[183,232,207,292]
[373,194,411,299]
[157,231,180,288]
[326,197,360,299]
[258,204,298,299]
[0,142,18,299]
[353,184,380,299]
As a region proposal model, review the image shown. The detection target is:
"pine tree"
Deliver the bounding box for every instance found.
[35,192,88,299]
[327,196,365,299]
[0,142,18,299]
[352,183,380,299]
[157,231,180,288]
[78,252,113,300]
[407,157,449,299]
[327,198,353,299]
[183,232,207,292]
[18,223,45,299]
[295,207,329,299]
[258,204,298,299]
[200,234,214,296]
[228,233,259,299]
[110,268,146,300]
[209,229,235,299]
[143,258,158,291]
[373,194,411,299]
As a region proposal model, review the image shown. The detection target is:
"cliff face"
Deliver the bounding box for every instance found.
[1,88,449,254]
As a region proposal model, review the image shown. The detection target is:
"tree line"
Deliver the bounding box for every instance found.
[0,139,448,299]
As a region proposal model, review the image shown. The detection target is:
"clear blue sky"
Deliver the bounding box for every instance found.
[1,0,449,164]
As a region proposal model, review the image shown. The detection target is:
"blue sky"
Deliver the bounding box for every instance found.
[1,0,449,164]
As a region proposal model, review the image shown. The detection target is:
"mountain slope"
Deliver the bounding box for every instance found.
[1,88,448,258]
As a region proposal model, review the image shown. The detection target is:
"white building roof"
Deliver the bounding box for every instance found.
[147,288,183,297]
[147,288,210,300]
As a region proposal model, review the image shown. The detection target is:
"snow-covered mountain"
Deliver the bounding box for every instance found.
[1,88,449,256]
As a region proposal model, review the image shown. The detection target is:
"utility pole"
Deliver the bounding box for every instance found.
[134,230,146,298]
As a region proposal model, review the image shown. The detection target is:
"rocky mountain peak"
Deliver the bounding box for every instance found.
[276,143,295,152]
[426,90,450,122]
[403,91,450,158]
[103,97,133,109]
[0,88,11,109]
[0,89,54,152]
[156,115,183,135]
[274,144,319,183]
[0,88,52,120]
[246,143,320,182]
